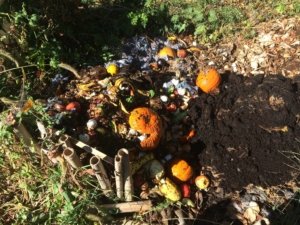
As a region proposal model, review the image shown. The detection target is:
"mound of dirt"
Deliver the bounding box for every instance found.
[189,74,300,193]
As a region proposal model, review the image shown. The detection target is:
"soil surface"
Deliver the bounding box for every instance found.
[188,73,300,193]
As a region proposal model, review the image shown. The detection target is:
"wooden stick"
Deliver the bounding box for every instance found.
[68,136,114,165]
[118,148,133,202]
[98,200,152,213]
[114,155,124,199]
[90,156,112,195]
[63,147,82,169]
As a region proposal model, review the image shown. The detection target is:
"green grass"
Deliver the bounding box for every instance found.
[0,141,110,225]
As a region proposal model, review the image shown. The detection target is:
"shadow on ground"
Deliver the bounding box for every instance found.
[1,0,170,65]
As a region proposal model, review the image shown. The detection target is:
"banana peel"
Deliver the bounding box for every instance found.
[77,82,96,91]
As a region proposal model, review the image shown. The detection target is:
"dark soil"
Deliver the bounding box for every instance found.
[188,74,300,193]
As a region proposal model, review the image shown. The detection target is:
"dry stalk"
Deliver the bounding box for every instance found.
[0,48,27,106]
[118,148,133,202]
[63,147,82,169]
[59,134,72,148]
[13,123,42,153]
[58,62,81,79]
[114,154,124,199]
[90,156,112,196]
[174,208,186,225]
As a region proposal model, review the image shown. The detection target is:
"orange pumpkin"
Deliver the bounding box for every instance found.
[196,68,221,93]
[158,47,176,58]
[129,107,162,151]
[195,175,210,190]
[170,159,193,182]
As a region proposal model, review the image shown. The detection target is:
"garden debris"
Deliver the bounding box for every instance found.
[98,200,152,213]
[13,122,42,154]
[12,18,299,223]
[90,156,112,195]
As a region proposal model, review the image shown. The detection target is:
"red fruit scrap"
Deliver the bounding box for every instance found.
[66,101,81,111]
[177,49,187,58]
[180,183,191,198]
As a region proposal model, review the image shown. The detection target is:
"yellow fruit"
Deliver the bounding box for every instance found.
[106,63,118,76]
[158,47,176,58]
[159,178,181,202]
[195,175,210,190]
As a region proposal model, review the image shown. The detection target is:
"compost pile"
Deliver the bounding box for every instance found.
[32,32,300,225]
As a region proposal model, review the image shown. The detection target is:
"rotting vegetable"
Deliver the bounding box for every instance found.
[128,107,162,150]
[159,178,181,202]
[170,159,193,182]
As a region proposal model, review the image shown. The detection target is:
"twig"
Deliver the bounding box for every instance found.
[0,48,27,106]
[58,62,81,79]
[0,64,40,75]
[0,61,81,79]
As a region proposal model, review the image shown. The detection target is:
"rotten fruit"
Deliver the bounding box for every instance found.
[170,159,193,182]
[66,101,81,111]
[128,107,162,150]
[177,49,187,58]
[195,175,210,190]
[196,68,221,94]
[158,47,176,58]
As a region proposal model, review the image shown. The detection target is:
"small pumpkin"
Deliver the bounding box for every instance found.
[195,175,210,190]
[196,68,221,93]
[128,107,162,150]
[170,159,193,182]
[159,178,181,202]
[158,47,176,59]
